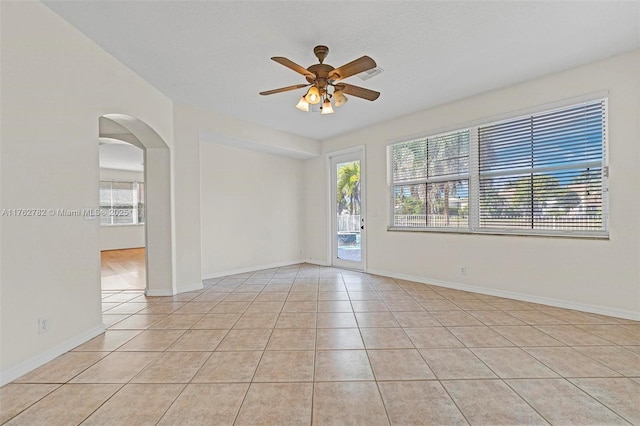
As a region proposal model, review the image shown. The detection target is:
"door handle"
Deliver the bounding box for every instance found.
[361,225,364,230]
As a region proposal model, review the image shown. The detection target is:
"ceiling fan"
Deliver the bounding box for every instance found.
[259,45,380,114]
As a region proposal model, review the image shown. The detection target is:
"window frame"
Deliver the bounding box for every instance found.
[388,130,471,230]
[387,94,609,239]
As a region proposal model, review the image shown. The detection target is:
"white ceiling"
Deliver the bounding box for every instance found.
[99,138,144,172]
[45,1,639,141]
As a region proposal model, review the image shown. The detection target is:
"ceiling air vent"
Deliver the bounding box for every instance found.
[357,67,383,81]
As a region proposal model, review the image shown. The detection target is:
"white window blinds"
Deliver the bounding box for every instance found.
[389,130,470,228]
[478,100,606,231]
[387,97,608,237]
[99,181,145,226]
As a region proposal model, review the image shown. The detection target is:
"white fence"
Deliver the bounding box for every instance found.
[394,214,601,230]
[337,214,361,233]
[342,213,601,231]
[394,214,468,228]
[479,215,602,230]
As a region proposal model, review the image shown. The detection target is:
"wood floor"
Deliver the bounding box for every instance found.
[101,248,146,290]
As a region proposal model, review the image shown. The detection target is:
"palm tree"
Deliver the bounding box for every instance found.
[337,161,360,215]
[427,132,467,225]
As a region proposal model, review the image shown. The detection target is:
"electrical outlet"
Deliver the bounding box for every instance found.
[38,317,49,334]
[459,266,467,275]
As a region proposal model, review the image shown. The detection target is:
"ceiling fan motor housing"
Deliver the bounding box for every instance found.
[313,45,329,63]
[306,64,334,87]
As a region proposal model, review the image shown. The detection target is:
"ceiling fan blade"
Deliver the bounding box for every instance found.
[329,56,376,81]
[338,83,380,101]
[271,57,315,79]
[259,84,310,96]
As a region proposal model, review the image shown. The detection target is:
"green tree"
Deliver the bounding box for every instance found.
[426,132,468,225]
[556,190,581,213]
[504,174,580,216]
[395,194,424,214]
[337,161,360,215]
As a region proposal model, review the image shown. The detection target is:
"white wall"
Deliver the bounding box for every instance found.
[100,225,145,251]
[99,168,145,251]
[2,0,636,389]
[200,142,305,276]
[0,2,174,383]
[0,1,316,384]
[100,168,144,182]
[305,50,640,319]
[172,102,318,289]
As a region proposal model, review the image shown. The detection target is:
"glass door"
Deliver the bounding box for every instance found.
[330,149,365,270]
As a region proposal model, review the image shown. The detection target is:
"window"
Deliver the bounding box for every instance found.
[478,101,606,232]
[388,130,469,228]
[388,98,608,237]
[99,181,145,225]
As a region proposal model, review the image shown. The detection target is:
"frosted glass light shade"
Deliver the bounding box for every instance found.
[296,96,309,111]
[321,98,334,114]
[305,86,321,104]
[333,90,348,107]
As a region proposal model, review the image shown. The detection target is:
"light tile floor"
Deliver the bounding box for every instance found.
[2,263,639,425]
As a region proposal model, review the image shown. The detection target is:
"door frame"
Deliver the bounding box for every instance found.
[326,146,366,271]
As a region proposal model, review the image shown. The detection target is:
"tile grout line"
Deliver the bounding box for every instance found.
[5,263,638,424]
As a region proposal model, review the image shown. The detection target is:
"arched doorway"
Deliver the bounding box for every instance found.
[99,114,173,295]
[99,138,145,290]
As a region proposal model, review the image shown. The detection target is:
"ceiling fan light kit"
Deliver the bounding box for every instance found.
[333,88,348,107]
[321,97,334,115]
[260,45,380,115]
[305,86,321,104]
[295,96,310,112]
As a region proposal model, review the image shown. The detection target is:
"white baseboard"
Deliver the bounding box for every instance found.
[202,259,305,280]
[0,324,105,387]
[304,259,331,267]
[145,283,203,297]
[367,268,640,321]
[176,282,204,293]
[145,289,174,297]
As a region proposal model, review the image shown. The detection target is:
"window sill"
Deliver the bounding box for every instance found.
[100,223,145,227]
[388,227,472,234]
[387,227,609,240]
